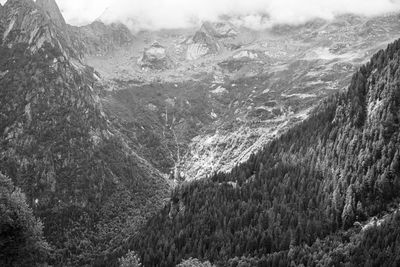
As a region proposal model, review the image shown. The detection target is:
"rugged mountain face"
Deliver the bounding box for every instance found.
[134,37,400,267]
[0,0,73,56]
[87,13,400,181]
[0,0,168,265]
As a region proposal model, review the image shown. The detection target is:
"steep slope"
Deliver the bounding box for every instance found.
[133,38,400,266]
[0,0,169,265]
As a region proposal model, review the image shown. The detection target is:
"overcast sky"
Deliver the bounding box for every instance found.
[1,0,400,30]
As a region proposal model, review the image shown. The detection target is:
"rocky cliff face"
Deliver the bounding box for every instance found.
[1,0,72,56]
[186,22,227,60]
[139,41,172,70]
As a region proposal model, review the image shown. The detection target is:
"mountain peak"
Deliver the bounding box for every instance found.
[4,0,35,8]
[36,0,66,29]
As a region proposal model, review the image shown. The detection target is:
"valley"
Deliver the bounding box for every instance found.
[86,13,400,181]
[1,0,400,266]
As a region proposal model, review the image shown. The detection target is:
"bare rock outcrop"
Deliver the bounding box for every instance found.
[139,42,172,70]
[186,22,237,60]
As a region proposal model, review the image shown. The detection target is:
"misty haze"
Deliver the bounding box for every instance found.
[1,0,400,266]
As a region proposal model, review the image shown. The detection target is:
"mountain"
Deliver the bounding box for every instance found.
[87,13,400,182]
[134,37,400,267]
[0,0,169,265]
[2,0,400,265]
[36,0,66,29]
[0,0,73,56]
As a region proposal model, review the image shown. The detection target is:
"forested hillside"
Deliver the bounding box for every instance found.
[0,173,50,266]
[134,38,400,266]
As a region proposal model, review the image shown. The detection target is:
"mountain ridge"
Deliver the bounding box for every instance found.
[0,0,169,265]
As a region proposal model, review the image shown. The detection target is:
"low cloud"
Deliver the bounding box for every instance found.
[1,0,400,30]
[102,0,400,31]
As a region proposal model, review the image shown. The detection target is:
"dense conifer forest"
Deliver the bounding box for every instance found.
[132,38,400,266]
